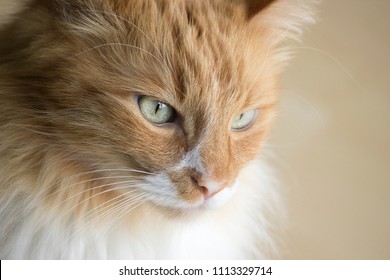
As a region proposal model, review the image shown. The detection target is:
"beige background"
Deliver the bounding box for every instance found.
[1,0,389,259]
[275,0,390,259]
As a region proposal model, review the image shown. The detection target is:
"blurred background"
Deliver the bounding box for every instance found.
[1,0,389,259]
[274,0,390,259]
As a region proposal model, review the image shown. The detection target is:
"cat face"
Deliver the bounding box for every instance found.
[12,0,312,213]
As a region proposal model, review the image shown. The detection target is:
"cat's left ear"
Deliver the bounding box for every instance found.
[242,0,277,19]
[242,0,317,43]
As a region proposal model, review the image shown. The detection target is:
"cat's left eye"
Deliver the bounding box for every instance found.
[231,109,257,131]
[138,96,176,125]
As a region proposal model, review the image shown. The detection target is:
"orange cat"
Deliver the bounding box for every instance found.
[0,0,315,259]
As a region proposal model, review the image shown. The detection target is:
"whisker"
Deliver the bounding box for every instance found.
[98,195,152,238]
[65,192,130,233]
[286,90,326,129]
[35,174,145,206]
[10,124,58,137]
[290,46,364,92]
[34,167,155,196]
[46,194,132,259]
[55,192,149,254]
[49,180,140,216]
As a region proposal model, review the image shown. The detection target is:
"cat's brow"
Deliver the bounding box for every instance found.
[73,42,164,65]
[76,8,164,60]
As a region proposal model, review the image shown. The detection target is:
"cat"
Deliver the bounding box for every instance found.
[0,0,315,259]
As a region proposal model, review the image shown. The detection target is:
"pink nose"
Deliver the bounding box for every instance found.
[192,177,224,199]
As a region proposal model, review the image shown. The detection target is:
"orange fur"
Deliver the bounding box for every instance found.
[0,0,316,259]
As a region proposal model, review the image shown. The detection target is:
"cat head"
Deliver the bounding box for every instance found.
[10,0,315,212]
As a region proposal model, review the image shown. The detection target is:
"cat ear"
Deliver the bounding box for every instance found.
[242,0,277,19]
[242,0,317,43]
[239,0,317,80]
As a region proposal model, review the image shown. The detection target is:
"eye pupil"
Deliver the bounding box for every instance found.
[155,102,162,114]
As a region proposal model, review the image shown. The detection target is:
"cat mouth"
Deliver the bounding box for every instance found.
[168,183,238,212]
[139,173,238,213]
[142,187,236,216]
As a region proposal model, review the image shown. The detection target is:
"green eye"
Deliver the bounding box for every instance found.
[231,109,257,131]
[138,96,176,125]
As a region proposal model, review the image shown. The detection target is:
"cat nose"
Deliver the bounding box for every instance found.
[192,176,224,199]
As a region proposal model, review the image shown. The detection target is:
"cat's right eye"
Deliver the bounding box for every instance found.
[138,96,176,125]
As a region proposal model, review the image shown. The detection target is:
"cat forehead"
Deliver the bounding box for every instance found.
[143,3,247,79]
[63,1,266,109]
[103,3,253,108]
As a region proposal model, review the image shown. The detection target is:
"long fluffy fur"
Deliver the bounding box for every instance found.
[0,0,315,259]
[0,160,280,259]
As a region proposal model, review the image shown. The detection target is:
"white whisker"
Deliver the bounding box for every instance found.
[35,174,145,206]
[290,46,365,92]
[47,191,148,258]
[99,195,152,237]
[50,181,140,218]
[46,194,130,259]
[71,192,147,238]
[286,90,326,129]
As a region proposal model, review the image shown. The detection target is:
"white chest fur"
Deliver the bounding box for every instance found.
[0,160,280,259]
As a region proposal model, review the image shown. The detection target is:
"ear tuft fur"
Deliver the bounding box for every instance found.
[247,0,319,43]
[243,0,319,69]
